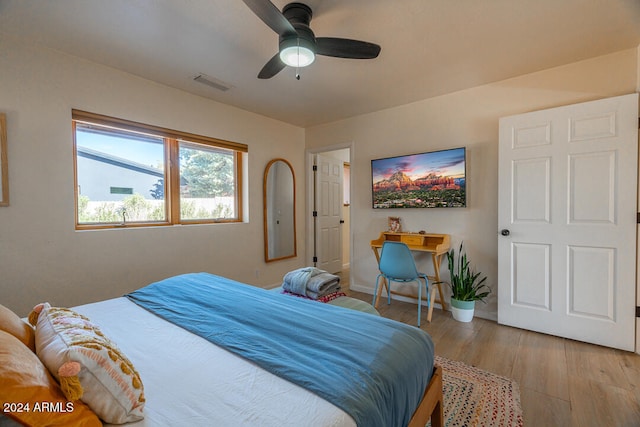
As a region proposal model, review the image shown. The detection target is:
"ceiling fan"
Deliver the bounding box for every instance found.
[242,1,382,79]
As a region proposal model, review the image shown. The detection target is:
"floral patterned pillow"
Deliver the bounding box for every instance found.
[30,303,145,424]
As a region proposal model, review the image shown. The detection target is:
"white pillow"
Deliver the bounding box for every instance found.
[31,303,145,424]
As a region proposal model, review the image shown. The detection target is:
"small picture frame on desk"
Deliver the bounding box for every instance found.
[388,216,401,233]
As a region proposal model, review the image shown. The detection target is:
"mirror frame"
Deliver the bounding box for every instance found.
[263,158,297,262]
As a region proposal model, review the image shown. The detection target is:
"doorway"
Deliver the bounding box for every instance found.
[306,145,352,275]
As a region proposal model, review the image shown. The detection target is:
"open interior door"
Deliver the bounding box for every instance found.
[498,93,638,351]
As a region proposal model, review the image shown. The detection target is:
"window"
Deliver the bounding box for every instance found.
[72,110,246,229]
[110,187,134,195]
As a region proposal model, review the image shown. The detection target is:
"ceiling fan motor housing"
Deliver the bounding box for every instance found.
[283,2,313,26]
[279,2,316,48]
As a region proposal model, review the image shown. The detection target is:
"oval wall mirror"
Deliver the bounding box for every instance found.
[263,158,296,262]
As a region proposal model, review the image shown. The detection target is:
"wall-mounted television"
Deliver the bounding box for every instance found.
[371,147,466,209]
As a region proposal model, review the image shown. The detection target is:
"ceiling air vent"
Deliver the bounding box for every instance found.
[193,73,233,92]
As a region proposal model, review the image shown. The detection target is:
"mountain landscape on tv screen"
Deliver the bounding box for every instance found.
[373,170,465,208]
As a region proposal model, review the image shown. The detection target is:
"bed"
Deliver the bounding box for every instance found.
[1,273,443,427]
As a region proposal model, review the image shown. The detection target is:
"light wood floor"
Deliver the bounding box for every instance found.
[340,274,640,427]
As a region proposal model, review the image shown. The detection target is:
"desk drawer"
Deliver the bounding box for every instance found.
[401,235,424,246]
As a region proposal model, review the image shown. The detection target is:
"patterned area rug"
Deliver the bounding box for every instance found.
[427,356,524,427]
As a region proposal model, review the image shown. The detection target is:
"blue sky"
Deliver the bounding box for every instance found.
[372,147,466,183]
[76,129,164,168]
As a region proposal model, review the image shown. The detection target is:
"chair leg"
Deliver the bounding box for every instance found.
[417,279,422,327]
[387,280,392,305]
[372,277,380,306]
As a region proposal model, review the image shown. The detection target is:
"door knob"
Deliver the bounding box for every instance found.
[500,229,510,236]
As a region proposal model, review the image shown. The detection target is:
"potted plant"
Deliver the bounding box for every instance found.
[446,242,490,322]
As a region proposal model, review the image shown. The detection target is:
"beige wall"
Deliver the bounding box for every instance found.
[306,49,639,321]
[0,38,306,316]
[1,34,638,326]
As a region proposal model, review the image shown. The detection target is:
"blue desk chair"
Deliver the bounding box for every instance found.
[372,241,430,326]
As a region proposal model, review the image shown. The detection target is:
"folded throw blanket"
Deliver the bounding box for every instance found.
[282,267,341,299]
[282,267,320,295]
[306,272,341,298]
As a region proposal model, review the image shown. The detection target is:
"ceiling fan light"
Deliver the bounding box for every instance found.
[280,46,315,67]
[279,38,315,67]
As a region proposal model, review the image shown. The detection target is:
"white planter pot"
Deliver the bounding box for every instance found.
[450,298,475,322]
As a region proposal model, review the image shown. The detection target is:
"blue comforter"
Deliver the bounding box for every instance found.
[126,273,434,427]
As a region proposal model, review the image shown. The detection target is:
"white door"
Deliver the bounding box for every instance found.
[498,93,638,351]
[314,153,343,273]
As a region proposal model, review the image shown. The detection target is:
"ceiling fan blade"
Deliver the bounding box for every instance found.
[242,0,297,38]
[316,37,381,59]
[257,53,287,79]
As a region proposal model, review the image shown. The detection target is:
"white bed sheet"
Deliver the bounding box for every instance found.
[73,297,356,427]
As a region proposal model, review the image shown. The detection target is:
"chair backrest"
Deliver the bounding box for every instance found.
[378,241,419,280]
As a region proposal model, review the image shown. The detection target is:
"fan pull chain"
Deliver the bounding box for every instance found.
[295,39,301,80]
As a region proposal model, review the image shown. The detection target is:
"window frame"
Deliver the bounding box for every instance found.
[72,110,246,230]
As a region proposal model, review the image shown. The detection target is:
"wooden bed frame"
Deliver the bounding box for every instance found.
[408,364,444,427]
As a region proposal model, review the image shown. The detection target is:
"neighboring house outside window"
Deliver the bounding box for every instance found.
[77,146,164,202]
[72,110,247,229]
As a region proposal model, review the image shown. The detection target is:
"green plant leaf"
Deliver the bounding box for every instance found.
[446,242,491,303]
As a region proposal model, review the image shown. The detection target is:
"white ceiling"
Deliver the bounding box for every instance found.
[1,0,639,127]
